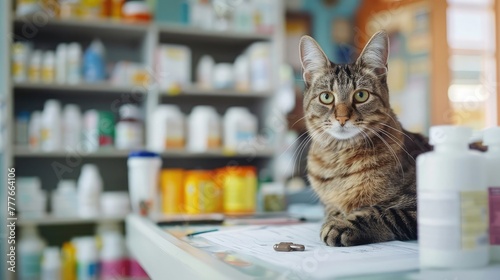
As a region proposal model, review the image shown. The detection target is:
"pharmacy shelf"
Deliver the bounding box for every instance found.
[18,215,126,226]
[157,24,272,44]
[14,147,275,158]
[160,149,276,158]
[14,16,271,43]
[162,86,272,98]
[14,147,131,158]
[14,82,145,95]
[13,16,149,40]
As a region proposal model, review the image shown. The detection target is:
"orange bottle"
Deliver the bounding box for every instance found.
[160,169,185,214]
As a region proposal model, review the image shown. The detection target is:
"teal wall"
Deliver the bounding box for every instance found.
[300,0,361,63]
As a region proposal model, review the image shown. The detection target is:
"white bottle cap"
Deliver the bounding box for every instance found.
[44,99,61,112]
[484,127,500,146]
[429,125,472,146]
[119,104,142,120]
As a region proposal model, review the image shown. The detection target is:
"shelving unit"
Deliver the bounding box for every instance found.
[14,82,142,95]
[162,86,272,98]
[6,3,284,271]
[14,147,275,158]
[18,215,126,226]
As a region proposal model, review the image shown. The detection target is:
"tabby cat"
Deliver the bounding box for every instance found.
[299,31,432,247]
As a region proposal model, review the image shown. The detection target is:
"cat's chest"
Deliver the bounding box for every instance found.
[307,147,387,213]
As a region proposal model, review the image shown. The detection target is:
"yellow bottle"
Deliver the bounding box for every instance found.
[184,171,221,214]
[222,166,257,215]
[61,242,76,280]
[160,169,185,214]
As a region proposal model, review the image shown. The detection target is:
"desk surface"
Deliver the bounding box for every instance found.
[126,215,500,280]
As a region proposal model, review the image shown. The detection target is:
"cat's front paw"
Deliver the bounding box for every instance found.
[320,218,367,247]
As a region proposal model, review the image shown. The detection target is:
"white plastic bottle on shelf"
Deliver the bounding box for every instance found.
[41,99,62,151]
[234,54,250,91]
[188,106,221,152]
[75,237,99,280]
[484,127,500,262]
[82,109,99,152]
[19,225,46,280]
[77,164,103,218]
[42,51,55,84]
[12,42,30,82]
[417,126,489,269]
[115,104,143,150]
[67,42,82,84]
[196,55,214,89]
[213,63,234,89]
[52,180,78,217]
[100,232,128,280]
[28,50,42,83]
[56,43,68,84]
[127,151,162,214]
[62,104,82,150]
[223,107,257,152]
[29,110,42,149]
[41,247,62,280]
[148,105,185,152]
[247,42,271,91]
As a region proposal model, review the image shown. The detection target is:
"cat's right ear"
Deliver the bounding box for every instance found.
[299,36,330,86]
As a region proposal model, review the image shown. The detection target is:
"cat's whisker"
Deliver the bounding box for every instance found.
[377,129,416,162]
[277,130,311,160]
[363,126,405,178]
[359,129,374,155]
[285,128,324,177]
[284,132,314,177]
[297,137,313,173]
[376,122,416,143]
[290,115,308,128]
[381,111,400,128]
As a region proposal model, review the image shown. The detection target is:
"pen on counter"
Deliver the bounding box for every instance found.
[186,229,219,237]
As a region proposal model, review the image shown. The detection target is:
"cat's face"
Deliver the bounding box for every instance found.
[300,31,395,144]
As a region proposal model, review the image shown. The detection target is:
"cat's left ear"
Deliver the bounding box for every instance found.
[356,31,389,75]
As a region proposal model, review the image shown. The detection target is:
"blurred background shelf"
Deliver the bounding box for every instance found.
[157,24,272,44]
[14,147,275,158]
[14,82,145,95]
[14,16,271,43]
[162,86,272,98]
[14,147,131,158]
[14,16,149,39]
[18,215,126,226]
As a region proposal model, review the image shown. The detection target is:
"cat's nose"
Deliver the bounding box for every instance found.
[336,116,348,126]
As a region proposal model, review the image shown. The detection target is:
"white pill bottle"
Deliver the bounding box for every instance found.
[417,126,489,268]
[484,127,500,262]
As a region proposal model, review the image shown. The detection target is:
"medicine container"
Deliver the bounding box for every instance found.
[417,126,489,268]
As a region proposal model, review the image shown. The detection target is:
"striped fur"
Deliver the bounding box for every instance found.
[300,31,431,246]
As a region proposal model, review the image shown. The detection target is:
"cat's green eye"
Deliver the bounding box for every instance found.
[354,90,370,103]
[319,92,334,105]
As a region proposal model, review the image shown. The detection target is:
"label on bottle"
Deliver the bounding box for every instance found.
[419,190,488,250]
[165,119,184,149]
[207,120,220,149]
[77,262,98,280]
[20,253,41,278]
[490,187,500,245]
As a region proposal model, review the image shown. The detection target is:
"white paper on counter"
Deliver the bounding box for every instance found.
[201,222,419,279]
